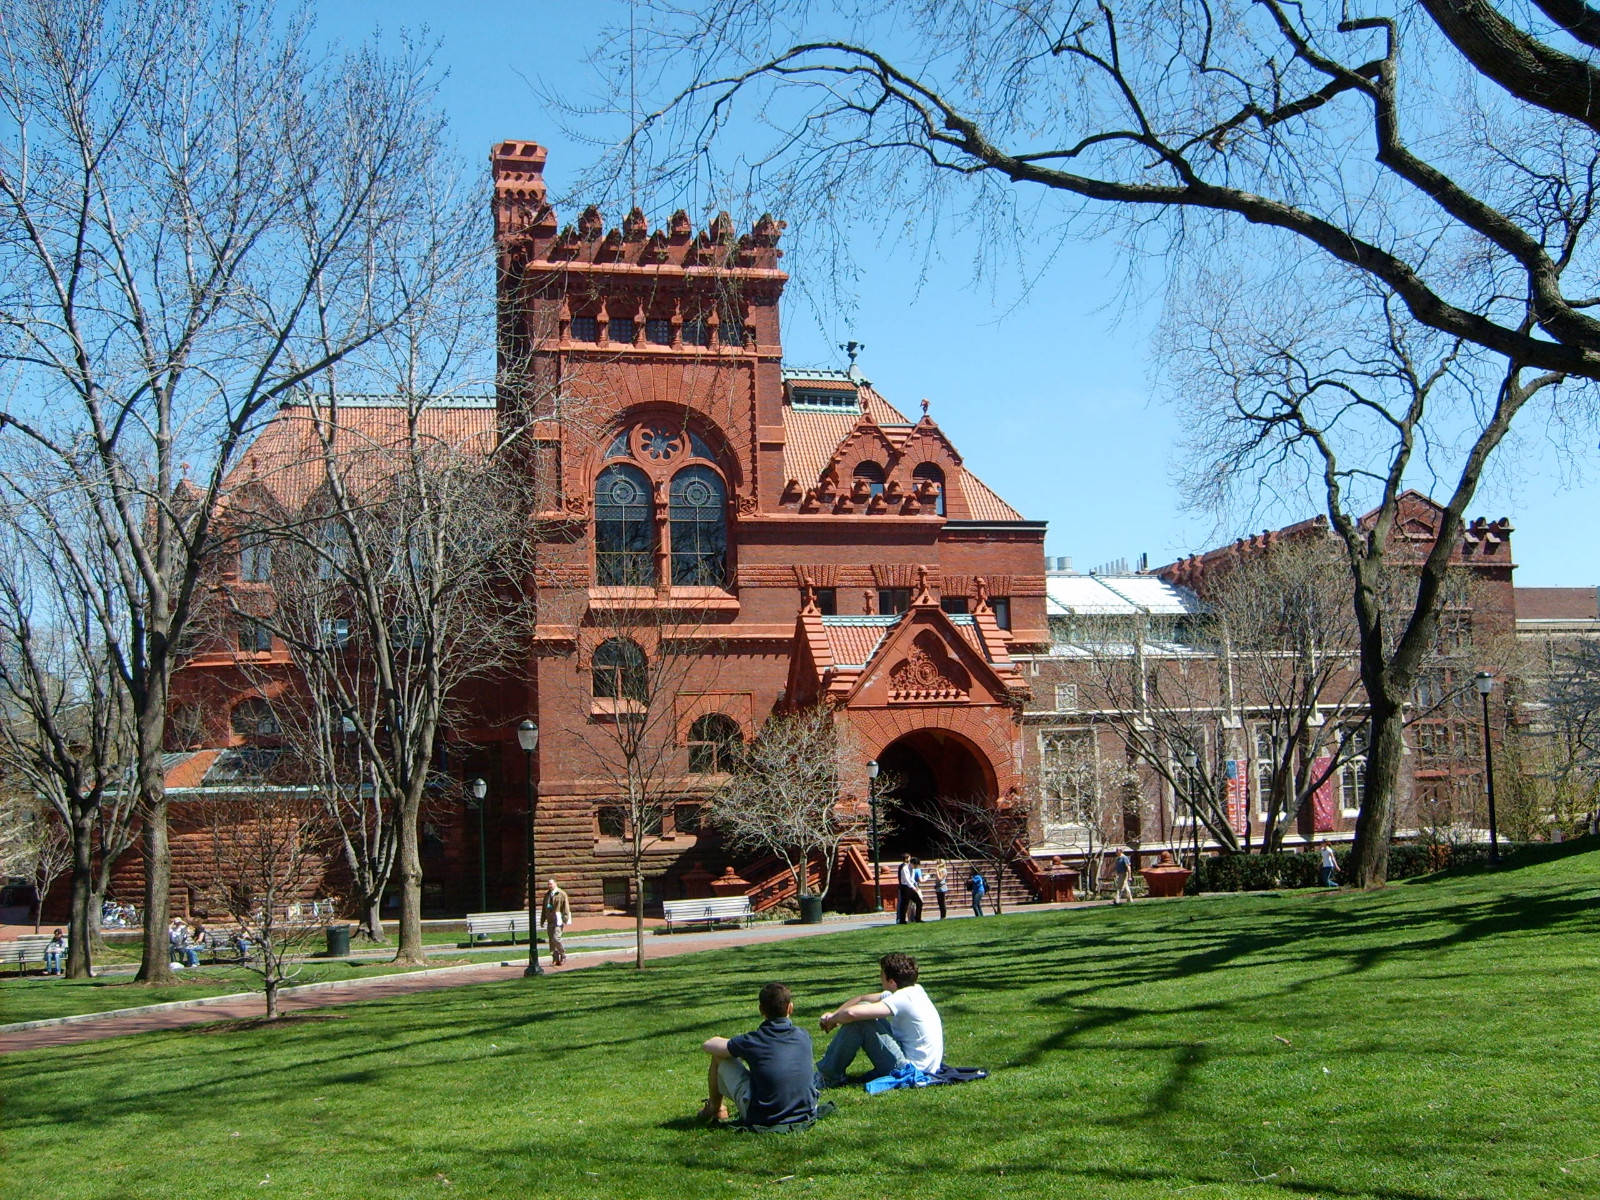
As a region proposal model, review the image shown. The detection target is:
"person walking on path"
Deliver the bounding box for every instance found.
[1113,849,1134,905]
[1319,842,1339,889]
[967,869,987,917]
[541,879,572,966]
[932,861,948,920]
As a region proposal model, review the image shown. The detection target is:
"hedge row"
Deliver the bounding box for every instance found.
[1190,841,1502,893]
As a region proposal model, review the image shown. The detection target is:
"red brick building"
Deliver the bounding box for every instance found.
[143,142,1049,917]
[110,144,1529,921]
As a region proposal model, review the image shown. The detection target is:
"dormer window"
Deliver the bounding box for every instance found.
[853,462,886,498]
[912,463,946,516]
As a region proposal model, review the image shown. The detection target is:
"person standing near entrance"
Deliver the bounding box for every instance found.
[542,878,572,966]
[1319,842,1339,889]
[895,855,924,924]
[968,868,987,917]
[932,860,949,919]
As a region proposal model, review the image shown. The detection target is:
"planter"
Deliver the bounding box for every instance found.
[798,895,824,924]
[1140,852,1192,898]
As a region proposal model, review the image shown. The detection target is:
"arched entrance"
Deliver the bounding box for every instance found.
[876,729,997,857]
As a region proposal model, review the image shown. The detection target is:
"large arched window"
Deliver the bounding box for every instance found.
[594,420,730,589]
[592,637,647,703]
[688,713,742,773]
[912,463,946,515]
[595,464,656,586]
[669,465,726,586]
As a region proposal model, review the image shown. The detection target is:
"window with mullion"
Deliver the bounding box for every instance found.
[668,465,726,586]
[595,464,657,586]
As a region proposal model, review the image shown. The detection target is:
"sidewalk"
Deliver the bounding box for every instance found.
[1,902,1093,1053]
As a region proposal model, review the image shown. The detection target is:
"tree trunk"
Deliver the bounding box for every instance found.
[634,861,645,970]
[66,809,96,978]
[265,978,279,1020]
[134,743,174,983]
[394,793,425,965]
[1349,695,1406,887]
[362,899,385,943]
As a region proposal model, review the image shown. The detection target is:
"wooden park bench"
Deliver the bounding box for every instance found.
[661,896,754,931]
[2,934,64,973]
[465,911,532,944]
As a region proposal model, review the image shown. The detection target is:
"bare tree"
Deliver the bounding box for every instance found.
[1035,730,1138,895]
[923,793,1032,915]
[705,704,865,903]
[223,395,541,965]
[0,0,474,978]
[601,1,1600,883]
[573,604,729,968]
[0,502,137,972]
[204,789,331,1020]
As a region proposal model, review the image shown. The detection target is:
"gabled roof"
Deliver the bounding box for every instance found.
[221,397,497,514]
[779,373,1024,521]
[785,585,1027,709]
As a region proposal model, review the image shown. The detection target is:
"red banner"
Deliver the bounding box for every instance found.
[1225,760,1249,832]
[1312,756,1337,831]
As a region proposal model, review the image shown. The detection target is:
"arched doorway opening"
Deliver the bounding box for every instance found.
[875,729,996,857]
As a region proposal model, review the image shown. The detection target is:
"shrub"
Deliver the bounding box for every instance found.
[1193,841,1507,892]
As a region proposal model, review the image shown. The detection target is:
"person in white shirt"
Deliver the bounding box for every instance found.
[816,952,944,1086]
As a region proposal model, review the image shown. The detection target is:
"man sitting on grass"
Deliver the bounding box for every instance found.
[699,982,819,1128]
[816,952,944,1087]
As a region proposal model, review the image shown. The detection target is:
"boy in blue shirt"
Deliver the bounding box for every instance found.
[699,982,819,1128]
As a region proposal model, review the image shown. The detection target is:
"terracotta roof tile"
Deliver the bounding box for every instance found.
[821,617,897,667]
[225,399,497,513]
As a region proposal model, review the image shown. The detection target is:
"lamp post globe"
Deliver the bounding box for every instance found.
[468,778,488,913]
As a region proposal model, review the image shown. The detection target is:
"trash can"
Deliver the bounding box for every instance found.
[325,924,352,957]
[798,895,824,925]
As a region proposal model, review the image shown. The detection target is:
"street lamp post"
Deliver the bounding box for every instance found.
[1183,750,1201,873]
[867,760,882,915]
[468,778,488,913]
[1474,672,1500,863]
[517,719,542,976]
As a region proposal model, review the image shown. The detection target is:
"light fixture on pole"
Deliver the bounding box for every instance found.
[866,760,882,915]
[468,778,488,913]
[1474,672,1500,863]
[516,719,542,976]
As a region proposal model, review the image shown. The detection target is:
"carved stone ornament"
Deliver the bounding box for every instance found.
[737,493,758,516]
[888,645,968,703]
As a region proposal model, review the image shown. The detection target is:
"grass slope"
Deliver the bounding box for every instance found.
[4,843,1598,1200]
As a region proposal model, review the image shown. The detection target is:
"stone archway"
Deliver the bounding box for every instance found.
[876,728,997,857]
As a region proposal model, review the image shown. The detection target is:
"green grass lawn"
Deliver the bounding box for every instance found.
[5,842,1598,1200]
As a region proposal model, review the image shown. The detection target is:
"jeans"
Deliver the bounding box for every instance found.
[45,949,63,975]
[817,1018,907,1086]
[971,894,985,917]
[173,945,199,968]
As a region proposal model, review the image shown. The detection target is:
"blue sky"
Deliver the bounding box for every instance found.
[317,1,1596,587]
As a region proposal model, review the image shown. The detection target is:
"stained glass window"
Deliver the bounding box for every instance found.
[595,464,656,585]
[669,465,726,586]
